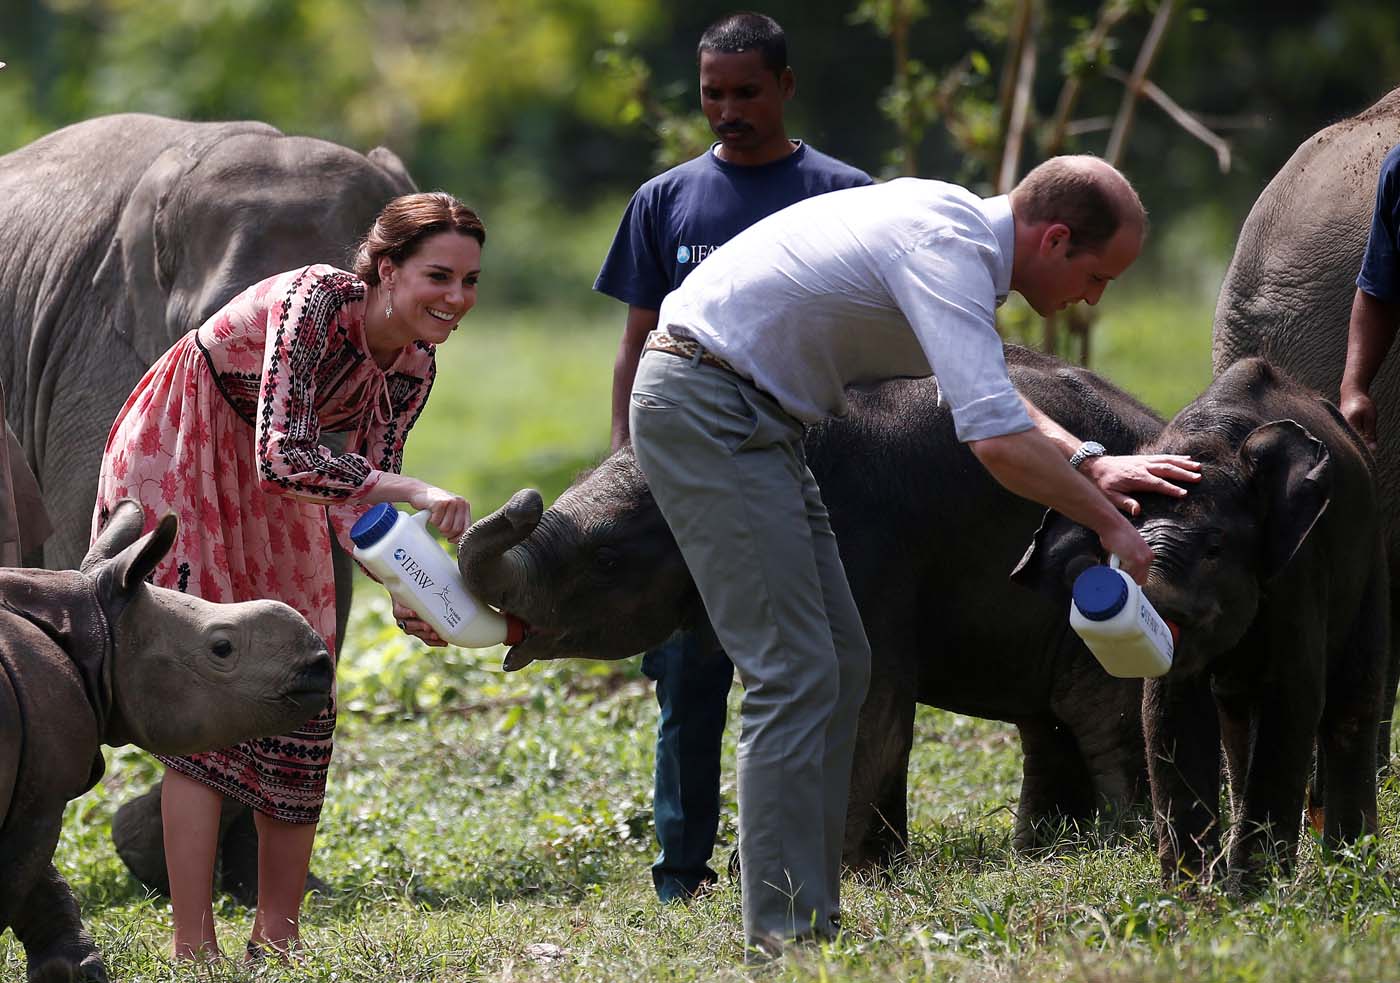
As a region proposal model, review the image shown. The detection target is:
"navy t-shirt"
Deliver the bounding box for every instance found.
[1358,143,1400,303]
[594,142,873,309]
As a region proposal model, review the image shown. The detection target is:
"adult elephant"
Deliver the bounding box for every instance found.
[0,113,416,583]
[1212,85,1400,753]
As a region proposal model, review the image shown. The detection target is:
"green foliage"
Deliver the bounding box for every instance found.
[397,302,618,513]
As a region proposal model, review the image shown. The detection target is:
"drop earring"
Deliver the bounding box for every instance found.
[384,285,394,319]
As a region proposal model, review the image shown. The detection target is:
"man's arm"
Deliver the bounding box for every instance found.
[1339,288,1400,449]
[611,306,660,451]
[969,427,1154,583]
[1019,396,1201,515]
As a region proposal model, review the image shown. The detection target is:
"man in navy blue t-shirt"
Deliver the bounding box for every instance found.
[1341,142,1400,449]
[594,11,871,904]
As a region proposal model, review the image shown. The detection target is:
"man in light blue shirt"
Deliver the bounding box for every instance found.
[630,155,1200,957]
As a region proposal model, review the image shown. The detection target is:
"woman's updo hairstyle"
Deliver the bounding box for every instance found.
[353,191,485,286]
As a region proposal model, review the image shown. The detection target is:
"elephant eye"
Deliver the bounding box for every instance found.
[1203,530,1225,560]
[211,638,234,659]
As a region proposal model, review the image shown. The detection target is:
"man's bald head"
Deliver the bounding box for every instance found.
[1010,155,1146,255]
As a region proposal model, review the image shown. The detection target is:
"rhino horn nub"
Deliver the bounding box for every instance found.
[457,488,543,598]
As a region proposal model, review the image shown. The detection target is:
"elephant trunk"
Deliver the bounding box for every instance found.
[458,489,544,607]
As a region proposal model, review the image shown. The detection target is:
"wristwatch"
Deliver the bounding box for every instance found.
[1068,440,1107,471]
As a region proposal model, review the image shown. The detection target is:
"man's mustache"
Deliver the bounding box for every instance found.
[716,122,752,135]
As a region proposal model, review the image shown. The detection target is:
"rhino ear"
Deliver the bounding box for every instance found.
[1240,419,1331,579]
[82,499,148,573]
[110,512,179,593]
[91,147,195,362]
[367,146,417,193]
[1010,508,1101,603]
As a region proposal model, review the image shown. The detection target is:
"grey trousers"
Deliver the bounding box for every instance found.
[630,349,871,953]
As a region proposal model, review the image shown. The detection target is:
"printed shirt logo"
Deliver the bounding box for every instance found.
[675,243,718,266]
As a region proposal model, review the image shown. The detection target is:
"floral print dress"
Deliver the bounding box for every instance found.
[92,264,435,822]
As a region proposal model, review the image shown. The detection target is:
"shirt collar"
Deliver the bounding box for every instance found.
[981,194,1015,304]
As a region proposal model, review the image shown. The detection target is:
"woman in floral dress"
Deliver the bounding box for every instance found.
[92,192,482,961]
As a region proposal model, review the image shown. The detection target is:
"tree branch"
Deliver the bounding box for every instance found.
[1104,65,1232,172]
[1105,0,1177,167]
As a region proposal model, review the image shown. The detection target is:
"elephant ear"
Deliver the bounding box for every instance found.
[1240,419,1332,579]
[367,146,417,194]
[91,147,197,364]
[1009,508,1102,604]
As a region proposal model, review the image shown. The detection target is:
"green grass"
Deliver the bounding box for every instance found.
[399,298,620,517]
[16,292,1398,982]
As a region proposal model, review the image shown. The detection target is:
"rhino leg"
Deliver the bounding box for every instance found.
[1013,718,1094,851]
[843,675,915,870]
[10,863,107,983]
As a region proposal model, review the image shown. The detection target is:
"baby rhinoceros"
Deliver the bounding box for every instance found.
[0,499,332,982]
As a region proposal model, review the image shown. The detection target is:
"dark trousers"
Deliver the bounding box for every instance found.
[642,628,734,902]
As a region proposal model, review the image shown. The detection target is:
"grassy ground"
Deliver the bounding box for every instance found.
[14,292,1392,983]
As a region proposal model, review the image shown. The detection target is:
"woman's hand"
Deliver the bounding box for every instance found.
[407,482,471,541]
[392,600,447,647]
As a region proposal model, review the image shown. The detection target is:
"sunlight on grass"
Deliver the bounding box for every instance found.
[26,292,1400,982]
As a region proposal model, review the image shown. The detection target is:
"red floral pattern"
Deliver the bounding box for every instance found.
[92,265,436,823]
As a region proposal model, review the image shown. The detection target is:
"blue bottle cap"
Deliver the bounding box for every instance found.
[350,503,399,548]
[1072,565,1129,621]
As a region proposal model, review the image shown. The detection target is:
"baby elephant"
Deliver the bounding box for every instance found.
[1016,358,1388,889]
[0,500,332,982]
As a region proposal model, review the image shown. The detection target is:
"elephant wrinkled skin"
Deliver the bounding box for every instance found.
[0,500,332,982]
[0,113,414,584]
[1213,85,1400,757]
[1016,358,1388,888]
[458,345,1164,865]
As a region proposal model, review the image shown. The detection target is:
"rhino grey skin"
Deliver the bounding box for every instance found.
[1212,85,1400,758]
[455,345,1164,866]
[0,500,332,982]
[1015,359,1388,888]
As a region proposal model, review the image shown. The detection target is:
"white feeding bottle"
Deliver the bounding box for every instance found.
[1069,555,1176,678]
[350,504,524,648]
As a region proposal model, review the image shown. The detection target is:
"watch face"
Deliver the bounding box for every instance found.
[1085,441,1106,456]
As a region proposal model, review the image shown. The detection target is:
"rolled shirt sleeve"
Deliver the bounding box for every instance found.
[882,232,1033,442]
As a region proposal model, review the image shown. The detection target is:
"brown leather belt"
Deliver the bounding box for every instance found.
[643,330,738,374]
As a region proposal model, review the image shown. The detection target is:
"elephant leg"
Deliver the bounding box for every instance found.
[1379,557,1400,773]
[10,863,107,983]
[1319,694,1380,846]
[1012,718,1093,852]
[1144,675,1222,883]
[843,674,915,871]
[1320,568,1387,845]
[329,515,354,661]
[1215,690,1251,839]
[110,785,169,895]
[112,782,327,906]
[216,798,260,908]
[1228,689,1321,889]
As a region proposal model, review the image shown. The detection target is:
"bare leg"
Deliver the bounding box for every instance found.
[161,769,223,960]
[248,812,318,956]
